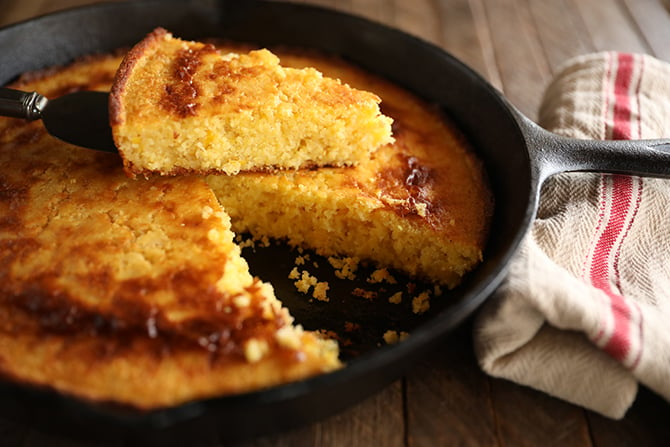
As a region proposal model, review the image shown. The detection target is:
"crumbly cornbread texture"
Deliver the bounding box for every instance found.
[110,28,394,177]
[0,55,340,410]
[207,48,492,288]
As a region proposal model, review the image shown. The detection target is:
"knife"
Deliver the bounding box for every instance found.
[0,87,116,152]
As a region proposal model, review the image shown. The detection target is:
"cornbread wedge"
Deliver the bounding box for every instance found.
[0,54,339,410]
[206,48,493,288]
[110,28,394,177]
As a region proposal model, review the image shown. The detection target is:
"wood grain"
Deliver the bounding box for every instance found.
[569,0,650,54]
[435,0,503,90]
[1,1,670,446]
[622,0,670,61]
[527,0,595,72]
[405,324,498,447]
[480,0,552,119]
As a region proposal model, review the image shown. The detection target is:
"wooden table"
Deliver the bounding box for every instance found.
[2,0,670,445]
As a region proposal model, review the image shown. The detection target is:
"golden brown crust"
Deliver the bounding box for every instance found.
[110,28,393,177]
[206,45,493,285]
[0,49,341,409]
[0,38,491,410]
[109,27,168,127]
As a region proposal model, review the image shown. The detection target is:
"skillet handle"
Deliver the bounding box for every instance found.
[0,87,47,121]
[515,109,670,183]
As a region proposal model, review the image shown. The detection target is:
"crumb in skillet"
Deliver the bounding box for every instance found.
[328,256,359,280]
[352,288,377,301]
[412,290,431,314]
[383,330,410,344]
[344,321,361,332]
[388,291,403,304]
[290,268,329,301]
[312,281,330,302]
[367,268,397,284]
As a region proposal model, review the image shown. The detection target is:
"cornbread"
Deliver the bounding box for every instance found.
[0,37,492,410]
[0,55,339,410]
[207,49,493,288]
[110,28,393,177]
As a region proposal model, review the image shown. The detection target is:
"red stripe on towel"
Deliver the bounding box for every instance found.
[611,53,634,139]
[588,53,641,365]
[589,175,634,362]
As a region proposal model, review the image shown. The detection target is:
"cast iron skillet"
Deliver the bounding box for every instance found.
[2,0,670,443]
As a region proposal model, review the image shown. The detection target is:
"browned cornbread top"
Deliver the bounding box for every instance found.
[206,47,493,286]
[110,28,394,177]
[0,53,340,409]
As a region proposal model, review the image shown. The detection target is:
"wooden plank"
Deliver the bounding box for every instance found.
[391,0,441,46]
[392,4,498,444]
[588,387,670,447]
[434,0,503,90]
[347,0,393,25]
[247,383,405,447]
[463,2,594,445]
[0,0,126,28]
[0,0,50,27]
[489,379,592,447]
[405,324,498,447]
[527,0,595,73]
[622,0,670,61]
[569,0,650,54]
[479,0,552,120]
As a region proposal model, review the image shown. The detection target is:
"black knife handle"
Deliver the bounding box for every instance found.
[0,87,48,121]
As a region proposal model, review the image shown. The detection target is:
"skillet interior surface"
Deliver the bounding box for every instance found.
[0,0,536,442]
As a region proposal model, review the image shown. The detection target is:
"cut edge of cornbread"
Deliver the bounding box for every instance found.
[109,28,394,177]
[206,173,485,289]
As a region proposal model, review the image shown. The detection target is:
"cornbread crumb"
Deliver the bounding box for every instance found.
[201,205,214,219]
[295,255,306,266]
[328,256,359,280]
[258,235,271,247]
[415,202,428,217]
[238,238,255,249]
[316,329,339,341]
[383,330,410,344]
[233,295,251,308]
[434,284,443,297]
[388,291,403,304]
[276,325,303,350]
[294,270,318,294]
[352,288,377,301]
[344,321,361,332]
[367,268,397,284]
[243,338,270,363]
[288,267,300,280]
[290,267,329,301]
[412,291,431,314]
[312,281,330,302]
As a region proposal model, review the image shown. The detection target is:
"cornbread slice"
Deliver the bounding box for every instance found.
[0,55,339,410]
[110,28,394,177]
[206,49,492,288]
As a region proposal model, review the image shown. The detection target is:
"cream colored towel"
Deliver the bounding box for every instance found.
[474,52,670,419]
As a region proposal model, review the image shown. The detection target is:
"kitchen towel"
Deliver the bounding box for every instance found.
[474,52,670,419]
